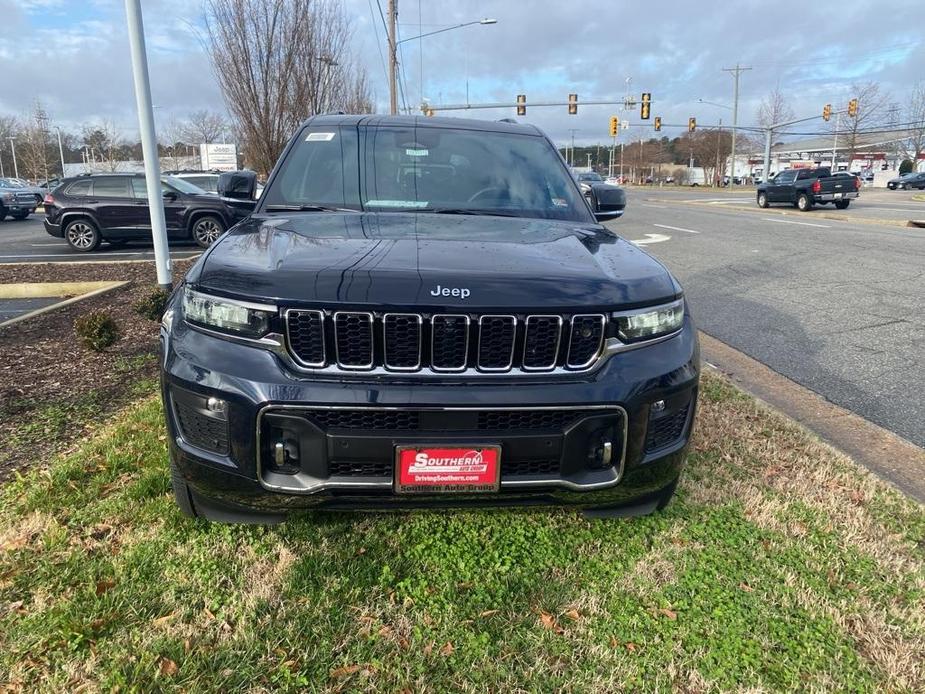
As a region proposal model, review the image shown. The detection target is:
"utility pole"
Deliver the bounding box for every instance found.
[722,63,751,185]
[8,137,18,178]
[715,117,722,186]
[586,153,591,170]
[568,129,579,167]
[831,113,840,172]
[124,0,172,289]
[388,0,398,115]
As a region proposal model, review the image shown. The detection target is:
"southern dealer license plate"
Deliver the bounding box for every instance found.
[395,445,501,494]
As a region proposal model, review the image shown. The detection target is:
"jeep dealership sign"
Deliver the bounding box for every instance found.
[199,143,238,172]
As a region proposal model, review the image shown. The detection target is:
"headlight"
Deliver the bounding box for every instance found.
[1,192,13,202]
[614,299,684,342]
[182,287,275,338]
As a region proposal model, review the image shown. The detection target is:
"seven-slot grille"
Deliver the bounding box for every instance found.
[284,311,606,373]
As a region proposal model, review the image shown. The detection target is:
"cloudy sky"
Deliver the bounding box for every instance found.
[0,0,922,147]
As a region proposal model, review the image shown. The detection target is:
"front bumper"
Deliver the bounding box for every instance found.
[161,313,700,518]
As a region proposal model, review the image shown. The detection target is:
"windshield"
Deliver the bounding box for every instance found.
[262,124,592,222]
[0,179,22,188]
[577,172,603,182]
[164,176,207,195]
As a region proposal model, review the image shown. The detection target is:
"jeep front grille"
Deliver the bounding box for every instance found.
[284,310,606,374]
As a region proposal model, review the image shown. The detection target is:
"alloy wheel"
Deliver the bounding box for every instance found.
[66,222,96,250]
[194,218,222,246]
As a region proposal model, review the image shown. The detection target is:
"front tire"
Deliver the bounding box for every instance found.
[797,193,813,211]
[834,200,850,209]
[757,192,769,208]
[192,215,225,248]
[64,218,101,252]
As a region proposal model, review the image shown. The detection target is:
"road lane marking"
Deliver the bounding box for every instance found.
[760,218,831,228]
[639,203,668,209]
[631,233,671,245]
[653,223,700,234]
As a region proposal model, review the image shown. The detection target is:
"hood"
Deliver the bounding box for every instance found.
[194,212,678,310]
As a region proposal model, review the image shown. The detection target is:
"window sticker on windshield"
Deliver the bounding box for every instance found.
[552,198,569,207]
[405,148,429,157]
[305,132,336,142]
[366,199,430,208]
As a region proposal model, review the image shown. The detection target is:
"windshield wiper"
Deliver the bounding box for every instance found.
[424,208,522,217]
[264,204,351,212]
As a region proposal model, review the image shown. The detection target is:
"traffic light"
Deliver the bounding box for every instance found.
[654,116,662,131]
[847,98,858,117]
[688,117,696,132]
[822,104,832,121]
[640,92,651,120]
[609,116,619,137]
[516,94,526,116]
[568,93,578,115]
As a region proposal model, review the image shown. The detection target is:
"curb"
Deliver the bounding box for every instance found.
[700,331,925,502]
[0,281,129,329]
[0,280,120,299]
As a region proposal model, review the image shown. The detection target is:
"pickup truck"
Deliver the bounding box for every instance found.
[756,167,860,211]
[159,115,699,524]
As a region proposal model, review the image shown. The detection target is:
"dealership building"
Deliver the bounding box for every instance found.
[747,129,924,185]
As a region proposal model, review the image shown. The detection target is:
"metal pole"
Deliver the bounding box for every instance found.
[831,113,839,171]
[9,138,19,178]
[124,0,172,289]
[715,117,722,187]
[55,127,65,177]
[586,153,591,170]
[763,128,772,183]
[723,64,751,186]
[388,0,398,115]
[620,142,624,178]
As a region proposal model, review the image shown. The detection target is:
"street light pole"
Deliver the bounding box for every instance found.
[8,137,19,178]
[54,126,66,178]
[124,0,172,289]
[722,64,751,186]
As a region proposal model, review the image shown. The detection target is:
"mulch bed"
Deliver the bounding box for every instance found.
[0,260,194,480]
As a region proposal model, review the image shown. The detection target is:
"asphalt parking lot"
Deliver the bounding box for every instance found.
[611,186,925,447]
[0,214,203,263]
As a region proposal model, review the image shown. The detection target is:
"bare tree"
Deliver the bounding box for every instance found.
[204,0,374,175]
[15,102,56,182]
[180,110,229,144]
[899,82,925,168]
[80,120,126,172]
[756,86,795,129]
[0,115,18,178]
[829,81,891,166]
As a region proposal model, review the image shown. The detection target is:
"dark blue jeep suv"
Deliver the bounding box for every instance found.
[160,115,699,523]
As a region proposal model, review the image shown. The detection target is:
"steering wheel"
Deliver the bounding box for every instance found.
[467,186,507,203]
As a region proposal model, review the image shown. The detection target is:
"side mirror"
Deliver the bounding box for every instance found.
[217,170,257,200]
[162,191,178,201]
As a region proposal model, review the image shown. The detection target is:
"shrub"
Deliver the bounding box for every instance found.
[899,159,914,175]
[133,288,171,322]
[74,311,120,352]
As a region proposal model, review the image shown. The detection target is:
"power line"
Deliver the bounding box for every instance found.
[365,0,390,88]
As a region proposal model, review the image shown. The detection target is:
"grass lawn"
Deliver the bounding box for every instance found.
[1,372,923,692]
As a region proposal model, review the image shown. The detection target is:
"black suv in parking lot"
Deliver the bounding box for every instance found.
[161,115,699,523]
[43,173,236,251]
